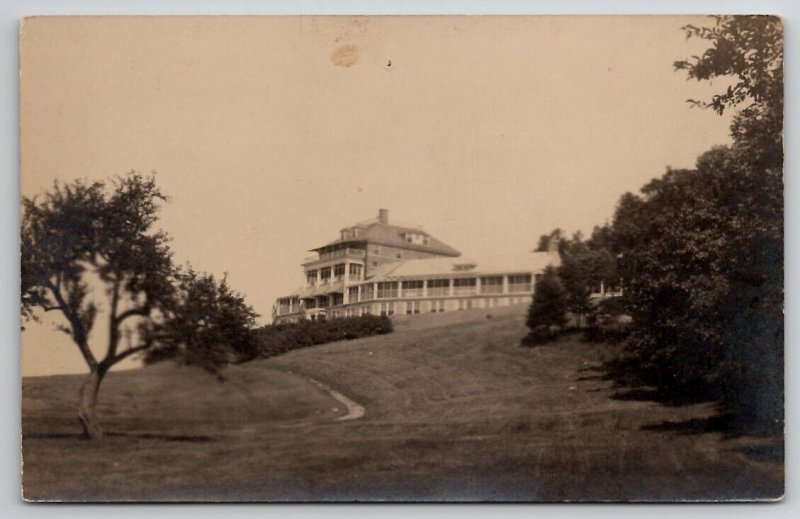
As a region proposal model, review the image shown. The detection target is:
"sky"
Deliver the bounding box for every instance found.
[20,15,735,376]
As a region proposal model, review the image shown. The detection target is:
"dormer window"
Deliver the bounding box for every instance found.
[402,232,429,246]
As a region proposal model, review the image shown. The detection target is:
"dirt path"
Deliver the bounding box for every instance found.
[287,370,365,421]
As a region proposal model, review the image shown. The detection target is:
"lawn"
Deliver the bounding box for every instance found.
[22,305,783,501]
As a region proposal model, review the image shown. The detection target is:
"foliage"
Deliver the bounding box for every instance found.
[21,174,174,372]
[608,15,783,432]
[251,315,393,360]
[558,236,617,328]
[21,173,260,437]
[523,266,566,345]
[21,174,175,437]
[143,267,260,378]
[674,16,783,172]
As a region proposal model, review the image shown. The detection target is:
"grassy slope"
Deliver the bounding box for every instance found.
[22,305,783,502]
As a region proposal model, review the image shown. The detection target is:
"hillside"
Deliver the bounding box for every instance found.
[22,304,783,501]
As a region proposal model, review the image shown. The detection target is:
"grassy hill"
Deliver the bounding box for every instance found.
[22,304,783,501]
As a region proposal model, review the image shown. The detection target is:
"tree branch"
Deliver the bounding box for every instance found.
[114,306,151,327]
[45,279,97,369]
[106,278,121,360]
[108,341,153,366]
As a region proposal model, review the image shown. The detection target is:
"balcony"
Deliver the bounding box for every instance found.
[303,248,366,265]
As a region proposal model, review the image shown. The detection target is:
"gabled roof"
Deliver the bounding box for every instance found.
[311,215,461,257]
[367,251,560,281]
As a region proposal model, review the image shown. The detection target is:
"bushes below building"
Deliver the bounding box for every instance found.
[244,315,394,361]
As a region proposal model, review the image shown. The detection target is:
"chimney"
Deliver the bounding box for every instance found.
[378,208,389,225]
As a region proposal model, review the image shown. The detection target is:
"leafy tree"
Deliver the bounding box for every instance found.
[22,174,174,438]
[674,15,782,172]
[525,266,567,336]
[21,174,261,438]
[144,267,260,375]
[559,238,616,329]
[609,15,783,431]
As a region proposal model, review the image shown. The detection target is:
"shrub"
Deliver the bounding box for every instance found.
[248,315,393,361]
[522,266,567,346]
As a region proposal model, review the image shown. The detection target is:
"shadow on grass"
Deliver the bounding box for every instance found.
[590,353,784,448]
[643,416,785,463]
[735,443,784,463]
[24,432,216,443]
[642,415,729,435]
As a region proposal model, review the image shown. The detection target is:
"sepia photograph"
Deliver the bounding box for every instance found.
[19,14,783,502]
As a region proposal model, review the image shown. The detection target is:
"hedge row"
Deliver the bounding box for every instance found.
[243,315,394,361]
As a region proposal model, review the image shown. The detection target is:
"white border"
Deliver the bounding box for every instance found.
[2,1,797,517]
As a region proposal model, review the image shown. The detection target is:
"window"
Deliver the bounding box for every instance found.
[331,293,343,306]
[402,280,424,297]
[318,296,329,308]
[305,298,317,309]
[406,301,421,315]
[508,274,532,293]
[373,246,381,255]
[372,261,378,267]
[376,281,398,299]
[348,263,363,280]
[380,302,395,316]
[480,276,503,294]
[427,279,450,296]
[306,269,318,286]
[396,253,403,259]
[453,278,477,295]
[334,263,345,280]
[430,300,445,313]
[457,299,466,311]
[361,284,374,301]
[348,286,359,303]
[320,267,331,284]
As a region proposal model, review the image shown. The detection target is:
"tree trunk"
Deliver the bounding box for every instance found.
[78,368,105,439]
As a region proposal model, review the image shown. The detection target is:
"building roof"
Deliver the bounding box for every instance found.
[367,251,560,281]
[284,281,346,299]
[311,211,461,257]
[280,251,560,300]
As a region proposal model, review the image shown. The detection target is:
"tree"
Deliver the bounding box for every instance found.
[523,266,567,344]
[674,15,782,172]
[558,238,616,329]
[22,174,175,438]
[534,228,561,253]
[144,267,260,374]
[607,16,783,431]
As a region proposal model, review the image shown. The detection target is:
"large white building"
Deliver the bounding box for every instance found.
[272,210,561,323]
